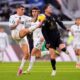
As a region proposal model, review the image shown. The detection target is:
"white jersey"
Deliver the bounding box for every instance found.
[31,22,42,40]
[71,25,80,40]
[9,14,32,31]
[9,14,32,40]
[71,25,80,49]
[0,32,9,49]
[9,14,32,52]
[31,22,43,49]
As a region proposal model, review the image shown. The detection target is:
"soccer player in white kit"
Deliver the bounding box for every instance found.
[70,18,80,68]
[9,5,43,76]
[0,27,9,62]
[23,7,49,74]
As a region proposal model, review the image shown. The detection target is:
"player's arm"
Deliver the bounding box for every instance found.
[9,16,20,30]
[28,21,42,32]
[54,15,67,30]
[25,14,46,34]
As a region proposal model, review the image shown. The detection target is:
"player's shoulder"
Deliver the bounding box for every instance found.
[71,24,77,29]
[9,14,17,18]
[3,32,7,36]
[23,15,32,20]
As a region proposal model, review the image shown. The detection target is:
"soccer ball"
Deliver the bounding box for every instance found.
[37,14,46,22]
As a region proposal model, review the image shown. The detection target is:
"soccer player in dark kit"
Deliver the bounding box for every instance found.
[41,4,69,76]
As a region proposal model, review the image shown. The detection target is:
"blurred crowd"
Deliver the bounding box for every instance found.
[0,0,80,21]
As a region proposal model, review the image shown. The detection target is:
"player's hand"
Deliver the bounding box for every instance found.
[15,19,21,26]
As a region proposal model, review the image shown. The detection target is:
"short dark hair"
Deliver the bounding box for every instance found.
[30,7,40,16]
[43,4,51,11]
[15,4,25,9]
[31,7,40,12]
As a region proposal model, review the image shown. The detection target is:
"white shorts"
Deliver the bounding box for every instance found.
[11,29,21,40]
[11,30,30,52]
[33,38,43,50]
[72,40,80,49]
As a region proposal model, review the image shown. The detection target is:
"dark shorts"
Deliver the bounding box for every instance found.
[46,37,62,49]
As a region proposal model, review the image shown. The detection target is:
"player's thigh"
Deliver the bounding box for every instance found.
[19,38,30,54]
[11,30,21,40]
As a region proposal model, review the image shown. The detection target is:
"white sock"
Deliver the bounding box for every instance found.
[60,51,71,61]
[27,56,36,71]
[76,56,80,64]
[19,58,26,69]
[41,51,49,57]
[67,45,77,62]
[79,56,80,63]
[0,52,3,62]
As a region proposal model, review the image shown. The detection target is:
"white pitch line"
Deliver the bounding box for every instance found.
[0,71,80,73]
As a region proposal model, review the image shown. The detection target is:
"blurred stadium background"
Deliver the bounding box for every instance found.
[0,0,80,62]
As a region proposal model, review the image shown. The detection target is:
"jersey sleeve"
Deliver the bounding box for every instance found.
[54,15,67,30]
[9,15,15,27]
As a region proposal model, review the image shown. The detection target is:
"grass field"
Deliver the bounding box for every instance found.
[0,62,80,80]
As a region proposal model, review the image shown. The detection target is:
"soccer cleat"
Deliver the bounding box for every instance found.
[22,70,30,74]
[17,68,22,76]
[22,71,27,74]
[51,70,56,76]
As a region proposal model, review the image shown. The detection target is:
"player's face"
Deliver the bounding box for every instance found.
[45,5,53,14]
[32,10,39,18]
[75,18,80,25]
[0,28,4,32]
[16,7,25,15]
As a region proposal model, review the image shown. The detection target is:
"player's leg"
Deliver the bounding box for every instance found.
[0,48,4,62]
[49,48,56,76]
[0,51,3,62]
[23,40,46,73]
[19,29,30,38]
[66,45,77,61]
[58,43,71,61]
[76,49,80,68]
[17,41,30,76]
[27,48,40,73]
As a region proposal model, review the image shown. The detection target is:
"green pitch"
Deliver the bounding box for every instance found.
[0,62,80,80]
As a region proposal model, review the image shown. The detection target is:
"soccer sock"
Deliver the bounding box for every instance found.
[41,51,49,57]
[0,52,3,62]
[60,51,71,61]
[67,45,77,62]
[19,58,26,69]
[27,56,36,71]
[50,59,56,70]
[76,55,80,64]
[79,56,80,63]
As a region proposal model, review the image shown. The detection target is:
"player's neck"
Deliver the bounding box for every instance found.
[76,24,80,26]
[16,13,23,16]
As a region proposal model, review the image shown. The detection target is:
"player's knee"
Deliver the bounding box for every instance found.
[61,47,66,52]
[24,53,30,59]
[19,29,27,38]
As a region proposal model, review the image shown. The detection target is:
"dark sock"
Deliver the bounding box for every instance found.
[50,59,56,70]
